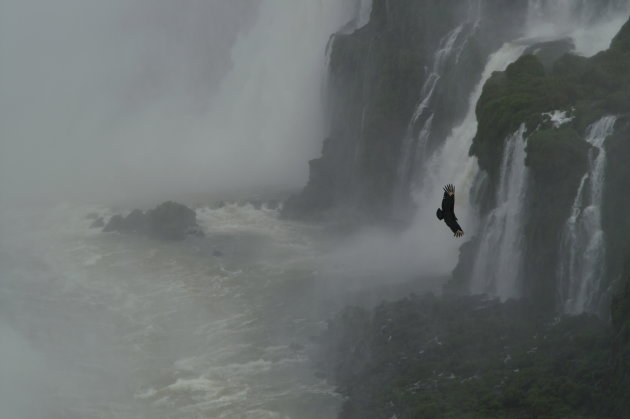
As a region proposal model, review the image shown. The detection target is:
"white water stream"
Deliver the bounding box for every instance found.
[470,125,529,299]
[558,116,617,314]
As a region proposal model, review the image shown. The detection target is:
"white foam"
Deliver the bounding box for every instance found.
[167,377,222,394]
[542,109,575,128]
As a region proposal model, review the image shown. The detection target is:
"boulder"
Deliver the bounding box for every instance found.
[103,201,204,240]
[147,201,201,240]
[125,209,150,233]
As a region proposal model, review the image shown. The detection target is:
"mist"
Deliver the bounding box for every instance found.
[1,2,364,418]
[3,1,630,418]
[0,0,359,206]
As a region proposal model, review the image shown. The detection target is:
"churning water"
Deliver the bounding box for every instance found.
[0,203,346,419]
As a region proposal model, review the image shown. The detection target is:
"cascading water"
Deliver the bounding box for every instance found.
[413,43,527,210]
[172,0,361,196]
[470,125,529,299]
[395,24,466,207]
[392,42,527,275]
[526,0,630,56]
[558,116,617,314]
[454,0,629,302]
[356,0,373,29]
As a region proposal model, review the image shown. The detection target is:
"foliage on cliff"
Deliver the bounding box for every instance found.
[603,119,630,280]
[611,273,630,417]
[473,16,630,185]
[463,17,630,307]
[319,294,629,419]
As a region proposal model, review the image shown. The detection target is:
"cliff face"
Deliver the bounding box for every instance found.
[320,277,630,419]
[309,9,630,417]
[453,17,630,311]
[612,273,630,405]
[284,0,528,223]
[287,0,630,313]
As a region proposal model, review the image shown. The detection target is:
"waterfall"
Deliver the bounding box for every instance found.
[525,0,630,56]
[413,42,527,214]
[394,24,466,209]
[395,42,527,276]
[470,125,529,299]
[195,0,360,193]
[558,116,617,314]
[356,0,373,29]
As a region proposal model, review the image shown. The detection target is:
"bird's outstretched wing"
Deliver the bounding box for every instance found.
[438,184,464,237]
[442,184,455,215]
[444,216,463,237]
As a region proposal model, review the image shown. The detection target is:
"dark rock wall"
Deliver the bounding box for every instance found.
[284,0,528,223]
[455,17,630,311]
[285,0,630,313]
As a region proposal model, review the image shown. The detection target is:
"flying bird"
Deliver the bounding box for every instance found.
[436,184,464,237]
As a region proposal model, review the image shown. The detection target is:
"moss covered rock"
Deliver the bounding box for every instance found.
[465,17,630,309]
[319,294,623,419]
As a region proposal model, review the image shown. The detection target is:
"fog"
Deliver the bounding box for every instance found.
[1,2,366,418]
[0,0,360,206]
[2,1,629,418]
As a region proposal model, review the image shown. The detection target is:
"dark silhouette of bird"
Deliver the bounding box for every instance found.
[436,184,464,237]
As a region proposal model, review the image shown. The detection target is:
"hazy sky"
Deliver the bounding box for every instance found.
[0,0,360,206]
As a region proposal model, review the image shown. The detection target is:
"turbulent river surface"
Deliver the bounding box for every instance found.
[0,201,439,419]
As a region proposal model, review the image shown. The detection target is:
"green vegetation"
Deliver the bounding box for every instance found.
[464,17,630,306]
[603,120,630,279]
[473,17,630,179]
[472,54,576,179]
[319,293,630,419]
[611,274,630,419]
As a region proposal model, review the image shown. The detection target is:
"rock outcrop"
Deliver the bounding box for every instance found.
[284,0,529,223]
[103,201,203,240]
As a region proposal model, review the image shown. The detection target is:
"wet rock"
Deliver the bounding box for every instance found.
[125,209,150,233]
[103,201,204,240]
[147,201,200,240]
[523,37,574,69]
